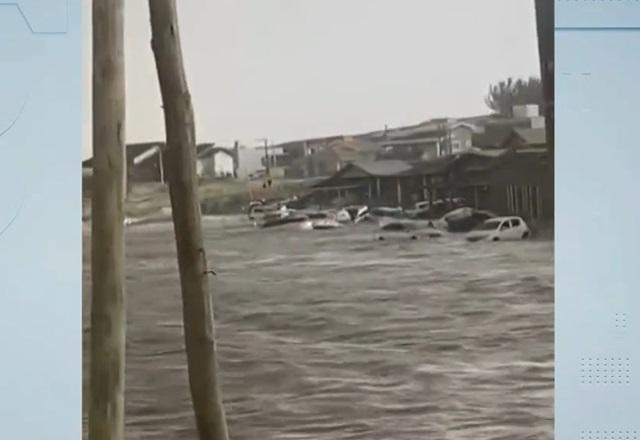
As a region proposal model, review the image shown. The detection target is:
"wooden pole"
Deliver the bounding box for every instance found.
[148,2,230,440]
[263,139,270,177]
[534,0,554,219]
[89,0,126,439]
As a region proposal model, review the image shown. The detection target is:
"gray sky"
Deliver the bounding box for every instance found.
[83,0,540,159]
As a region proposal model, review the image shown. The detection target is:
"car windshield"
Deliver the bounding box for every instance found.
[475,220,501,231]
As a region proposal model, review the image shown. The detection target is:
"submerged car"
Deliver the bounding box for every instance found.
[466,216,531,242]
[300,211,344,230]
[353,206,402,224]
[376,218,443,240]
[444,207,495,233]
[343,205,369,222]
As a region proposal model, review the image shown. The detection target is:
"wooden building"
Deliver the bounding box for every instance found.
[438,148,552,221]
[310,147,553,221]
[308,160,413,207]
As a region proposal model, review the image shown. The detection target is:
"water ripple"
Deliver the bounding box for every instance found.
[83,217,553,440]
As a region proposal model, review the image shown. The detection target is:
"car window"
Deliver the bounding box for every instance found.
[510,218,521,227]
[476,220,501,231]
[500,221,510,230]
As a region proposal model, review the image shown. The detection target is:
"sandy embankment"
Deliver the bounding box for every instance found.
[82,179,304,223]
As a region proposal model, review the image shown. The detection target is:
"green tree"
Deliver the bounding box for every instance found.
[485,77,543,117]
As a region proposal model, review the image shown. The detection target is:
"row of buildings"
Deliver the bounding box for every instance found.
[82,104,552,220]
[264,104,545,179]
[82,141,266,185]
[306,145,551,222]
[282,104,552,221]
[82,104,543,184]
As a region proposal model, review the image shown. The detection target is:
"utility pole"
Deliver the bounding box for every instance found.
[535,0,554,148]
[263,138,271,177]
[148,2,229,440]
[534,0,554,219]
[257,138,272,187]
[89,0,126,439]
[232,140,239,178]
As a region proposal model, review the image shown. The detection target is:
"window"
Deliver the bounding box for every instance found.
[510,218,521,227]
[476,220,501,231]
[500,221,510,231]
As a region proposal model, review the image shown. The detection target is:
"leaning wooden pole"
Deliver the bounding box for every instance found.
[148,2,230,439]
[534,0,554,219]
[534,0,554,146]
[89,0,127,439]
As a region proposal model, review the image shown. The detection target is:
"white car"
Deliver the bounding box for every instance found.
[334,209,353,223]
[466,216,531,242]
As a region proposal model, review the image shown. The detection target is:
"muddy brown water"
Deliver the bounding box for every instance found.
[82,216,553,440]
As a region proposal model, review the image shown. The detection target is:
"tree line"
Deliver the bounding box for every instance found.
[485,76,543,117]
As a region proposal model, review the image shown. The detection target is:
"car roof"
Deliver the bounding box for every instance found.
[489,216,523,221]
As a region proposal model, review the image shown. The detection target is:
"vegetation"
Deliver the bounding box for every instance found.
[485,77,543,117]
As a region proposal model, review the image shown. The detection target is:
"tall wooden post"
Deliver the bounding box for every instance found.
[148,2,230,440]
[535,0,554,219]
[89,0,126,440]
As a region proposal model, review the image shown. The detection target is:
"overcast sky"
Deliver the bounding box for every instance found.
[83,0,540,158]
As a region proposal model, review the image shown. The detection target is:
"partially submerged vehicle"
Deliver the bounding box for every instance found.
[342,205,369,222]
[247,200,281,221]
[377,218,443,240]
[333,209,353,223]
[371,206,404,218]
[300,211,344,230]
[247,196,300,221]
[443,207,495,233]
[406,198,467,221]
[310,218,343,230]
[466,216,531,242]
[260,214,309,229]
[256,206,309,229]
[414,198,465,211]
[355,206,403,224]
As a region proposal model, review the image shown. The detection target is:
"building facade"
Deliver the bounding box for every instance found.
[309,147,552,221]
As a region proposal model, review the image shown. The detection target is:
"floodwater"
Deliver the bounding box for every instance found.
[82,216,553,440]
